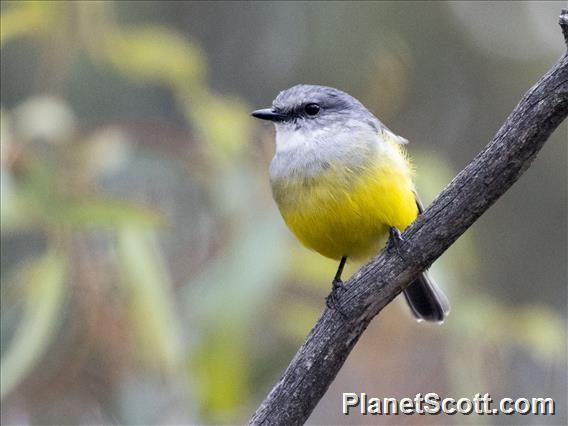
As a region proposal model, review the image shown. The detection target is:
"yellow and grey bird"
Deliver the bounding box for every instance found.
[252,84,449,323]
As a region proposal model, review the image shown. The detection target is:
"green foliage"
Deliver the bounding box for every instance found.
[59,198,163,230]
[117,227,183,372]
[1,0,191,406]
[0,1,57,45]
[104,25,206,89]
[185,206,288,420]
[1,1,263,422]
[0,250,67,399]
[189,95,253,164]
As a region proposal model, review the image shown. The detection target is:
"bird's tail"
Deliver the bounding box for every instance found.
[402,271,450,323]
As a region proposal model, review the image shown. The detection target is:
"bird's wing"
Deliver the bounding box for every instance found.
[414,192,425,214]
[380,125,409,145]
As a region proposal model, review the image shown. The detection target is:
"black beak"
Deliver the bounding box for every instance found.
[251,108,286,122]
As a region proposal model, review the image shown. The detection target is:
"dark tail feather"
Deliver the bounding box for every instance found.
[402,271,450,323]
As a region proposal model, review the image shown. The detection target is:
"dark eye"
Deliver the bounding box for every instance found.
[304,103,320,116]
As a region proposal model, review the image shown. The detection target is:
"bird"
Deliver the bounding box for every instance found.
[251,84,449,323]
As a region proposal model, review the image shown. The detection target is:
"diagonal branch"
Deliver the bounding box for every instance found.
[249,9,568,426]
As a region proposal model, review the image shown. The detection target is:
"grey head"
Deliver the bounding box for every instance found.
[253,85,399,180]
[252,85,408,180]
[251,84,382,133]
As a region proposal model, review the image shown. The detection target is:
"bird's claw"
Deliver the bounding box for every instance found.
[387,227,406,261]
[326,278,348,320]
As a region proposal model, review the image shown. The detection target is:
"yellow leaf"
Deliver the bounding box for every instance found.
[116,227,183,372]
[189,94,252,163]
[0,1,58,45]
[104,25,206,89]
[1,250,67,399]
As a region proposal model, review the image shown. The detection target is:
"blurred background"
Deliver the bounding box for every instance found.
[1,1,566,425]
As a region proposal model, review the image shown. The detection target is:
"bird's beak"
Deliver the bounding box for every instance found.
[251,108,286,122]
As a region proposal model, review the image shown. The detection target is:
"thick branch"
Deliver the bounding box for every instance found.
[249,10,568,426]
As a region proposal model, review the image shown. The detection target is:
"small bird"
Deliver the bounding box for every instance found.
[252,84,449,323]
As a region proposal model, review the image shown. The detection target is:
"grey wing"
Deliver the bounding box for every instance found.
[381,125,409,145]
[401,192,451,322]
[414,191,425,214]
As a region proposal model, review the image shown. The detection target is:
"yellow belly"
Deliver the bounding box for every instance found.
[271,147,418,260]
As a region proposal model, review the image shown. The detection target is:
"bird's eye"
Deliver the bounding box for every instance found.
[304,103,321,116]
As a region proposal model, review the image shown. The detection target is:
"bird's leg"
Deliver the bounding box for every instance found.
[387,226,406,261]
[333,256,347,286]
[326,256,348,318]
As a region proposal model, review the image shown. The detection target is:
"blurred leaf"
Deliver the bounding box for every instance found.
[117,227,183,372]
[189,94,252,164]
[184,209,288,418]
[1,154,59,232]
[453,297,566,364]
[104,25,206,89]
[0,1,57,46]
[4,149,161,231]
[191,323,248,421]
[0,250,67,399]
[7,164,163,232]
[186,210,287,322]
[59,198,164,230]
[515,305,567,363]
[276,297,321,342]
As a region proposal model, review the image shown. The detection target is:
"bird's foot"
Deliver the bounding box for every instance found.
[326,278,348,320]
[387,227,406,261]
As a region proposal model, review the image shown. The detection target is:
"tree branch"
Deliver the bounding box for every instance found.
[249,10,568,426]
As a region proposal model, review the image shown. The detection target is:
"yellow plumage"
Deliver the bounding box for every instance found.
[271,141,418,260]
